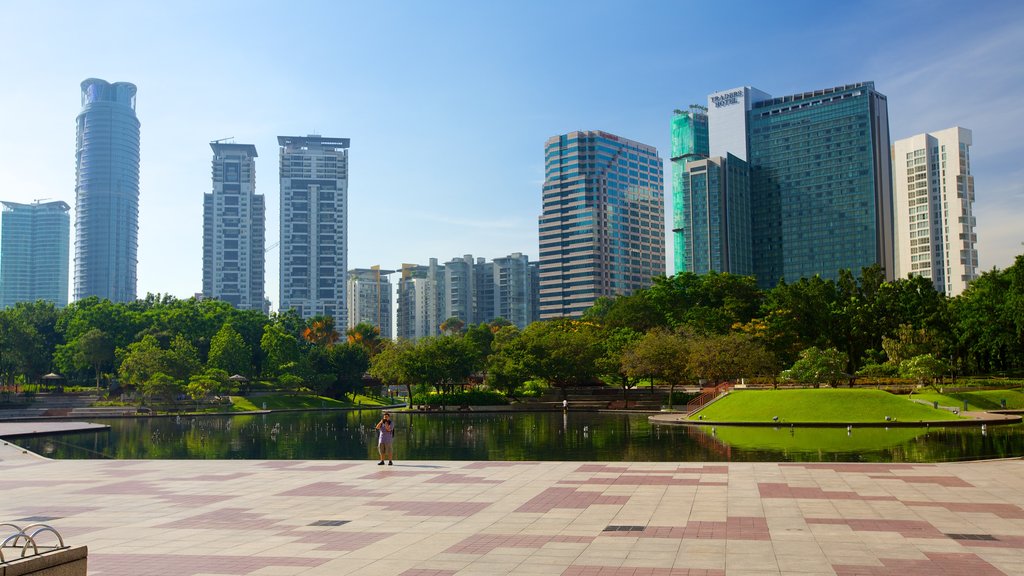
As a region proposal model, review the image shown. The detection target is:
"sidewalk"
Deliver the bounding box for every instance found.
[2,455,1024,574]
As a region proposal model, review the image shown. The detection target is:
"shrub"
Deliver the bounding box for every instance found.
[412,389,509,406]
[515,380,550,398]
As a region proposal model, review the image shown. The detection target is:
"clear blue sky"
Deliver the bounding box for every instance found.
[0,0,1021,307]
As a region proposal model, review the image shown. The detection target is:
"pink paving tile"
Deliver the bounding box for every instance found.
[425,472,501,484]
[515,487,629,513]
[284,529,397,551]
[89,553,327,576]
[445,533,592,554]
[905,500,1024,518]
[166,472,253,482]
[758,482,897,501]
[77,480,164,495]
[679,517,769,541]
[573,464,728,475]
[359,469,443,479]
[157,507,283,530]
[12,505,99,518]
[369,500,490,516]
[952,534,1024,549]
[257,461,357,471]
[782,463,922,473]
[159,494,232,507]
[832,551,1004,575]
[463,461,539,469]
[560,475,726,486]
[399,570,458,576]
[275,481,386,498]
[563,567,724,575]
[868,474,973,487]
[807,518,944,538]
[0,479,92,489]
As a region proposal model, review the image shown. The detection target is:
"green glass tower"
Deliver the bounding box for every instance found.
[670,106,709,274]
[678,154,751,275]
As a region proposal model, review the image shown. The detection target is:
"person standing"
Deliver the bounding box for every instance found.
[375,412,395,465]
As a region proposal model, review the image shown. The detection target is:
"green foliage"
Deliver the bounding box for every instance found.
[514,379,549,398]
[412,388,508,406]
[697,389,959,423]
[688,332,776,383]
[898,354,949,386]
[486,326,532,396]
[782,347,848,387]
[141,372,183,403]
[520,319,603,393]
[207,323,251,376]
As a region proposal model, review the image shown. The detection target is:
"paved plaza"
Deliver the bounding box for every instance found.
[2,450,1024,575]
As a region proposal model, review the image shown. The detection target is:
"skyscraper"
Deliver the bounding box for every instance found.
[747,82,894,287]
[490,252,536,329]
[670,106,710,274]
[0,200,71,308]
[203,142,265,310]
[74,78,140,302]
[678,154,752,275]
[539,131,665,319]
[347,267,394,339]
[892,127,978,295]
[396,259,444,341]
[278,135,349,322]
[706,86,771,161]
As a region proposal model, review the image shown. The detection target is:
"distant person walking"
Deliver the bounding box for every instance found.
[375,412,395,465]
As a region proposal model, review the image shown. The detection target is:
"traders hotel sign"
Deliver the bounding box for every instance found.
[711,90,743,108]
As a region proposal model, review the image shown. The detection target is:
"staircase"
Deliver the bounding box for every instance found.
[685,383,733,416]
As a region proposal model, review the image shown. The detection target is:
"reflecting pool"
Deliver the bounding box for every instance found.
[12,410,1024,462]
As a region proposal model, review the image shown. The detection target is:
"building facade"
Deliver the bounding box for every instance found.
[747,82,894,287]
[678,154,752,275]
[892,127,978,295]
[74,78,140,302]
[539,130,665,319]
[278,135,349,322]
[347,267,394,339]
[396,259,444,341]
[490,252,535,329]
[707,86,771,162]
[670,107,710,274]
[203,143,265,310]
[0,200,71,308]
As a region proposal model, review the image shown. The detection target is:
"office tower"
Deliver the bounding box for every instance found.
[671,106,710,274]
[707,86,771,161]
[892,127,978,295]
[347,267,395,339]
[74,78,140,302]
[539,131,665,319]
[202,142,265,310]
[490,252,536,329]
[278,135,349,322]
[678,154,752,275]
[0,201,71,308]
[747,82,894,287]
[396,259,444,341]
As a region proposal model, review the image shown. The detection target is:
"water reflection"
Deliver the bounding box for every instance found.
[11,411,1024,463]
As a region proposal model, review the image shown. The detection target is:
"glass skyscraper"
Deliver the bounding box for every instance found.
[74,78,140,303]
[203,143,266,310]
[0,200,70,308]
[678,154,752,275]
[670,107,709,274]
[748,82,894,287]
[539,130,664,318]
[278,135,349,322]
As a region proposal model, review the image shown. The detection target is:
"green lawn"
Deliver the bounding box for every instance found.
[910,389,1024,411]
[230,394,390,412]
[708,425,926,452]
[695,389,959,423]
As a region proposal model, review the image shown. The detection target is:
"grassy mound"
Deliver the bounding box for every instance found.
[910,389,1024,411]
[230,394,388,411]
[695,389,959,423]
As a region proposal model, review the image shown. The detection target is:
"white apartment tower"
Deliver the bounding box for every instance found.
[279,135,349,321]
[892,127,978,296]
[347,267,394,339]
[203,143,265,310]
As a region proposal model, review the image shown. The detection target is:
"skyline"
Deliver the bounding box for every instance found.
[0,1,1022,308]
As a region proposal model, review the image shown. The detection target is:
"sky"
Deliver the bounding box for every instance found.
[0,0,1021,308]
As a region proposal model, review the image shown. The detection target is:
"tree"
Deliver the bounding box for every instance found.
[261,323,300,377]
[117,335,167,390]
[207,323,251,376]
[521,319,603,399]
[485,326,531,397]
[346,322,383,356]
[369,340,417,402]
[0,310,37,389]
[414,336,477,402]
[899,354,950,389]
[439,316,465,335]
[327,343,370,400]
[73,328,114,390]
[882,324,940,366]
[302,316,339,347]
[688,332,775,385]
[782,346,848,388]
[164,334,201,381]
[622,329,691,409]
[142,372,183,404]
[596,327,644,400]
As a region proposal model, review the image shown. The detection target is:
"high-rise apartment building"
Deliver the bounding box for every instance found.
[347,267,394,339]
[748,82,893,287]
[0,200,71,308]
[396,259,444,341]
[74,78,140,302]
[490,252,536,329]
[202,143,265,310]
[677,154,752,275]
[892,127,978,295]
[278,135,349,322]
[539,131,665,319]
[670,106,710,274]
[444,255,480,326]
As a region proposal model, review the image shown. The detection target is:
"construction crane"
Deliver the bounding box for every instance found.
[210,137,235,144]
[265,240,279,253]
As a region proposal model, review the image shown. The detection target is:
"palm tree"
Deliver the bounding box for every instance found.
[346,322,382,356]
[439,316,465,335]
[301,316,340,347]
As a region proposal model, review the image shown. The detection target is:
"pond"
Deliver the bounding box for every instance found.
[12,410,1024,463]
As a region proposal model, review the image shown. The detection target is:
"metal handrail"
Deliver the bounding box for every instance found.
[0,522,66,564]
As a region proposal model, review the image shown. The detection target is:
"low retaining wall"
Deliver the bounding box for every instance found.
[0,545,86,576]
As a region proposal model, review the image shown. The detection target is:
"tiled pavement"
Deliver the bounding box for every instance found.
[2,457,1024,575]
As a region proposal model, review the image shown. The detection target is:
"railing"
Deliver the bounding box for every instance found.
[685,382,733,416]
[0,522,66,564]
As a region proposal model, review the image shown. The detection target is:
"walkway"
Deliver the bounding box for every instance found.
[2,456,1024,575]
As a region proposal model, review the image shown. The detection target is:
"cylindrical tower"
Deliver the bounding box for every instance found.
[74,78,140,302]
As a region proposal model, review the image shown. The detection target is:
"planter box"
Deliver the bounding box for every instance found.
[1,545,87,576]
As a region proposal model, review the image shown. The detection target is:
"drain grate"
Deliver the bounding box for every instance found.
[309,520,350,526]
[15,516,63,522]
[604,525,646,532]
[947,533,998,541]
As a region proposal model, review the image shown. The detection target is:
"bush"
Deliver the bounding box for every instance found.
[668,391,700,405]
[515,380,550,398]
[412,389,509,406]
